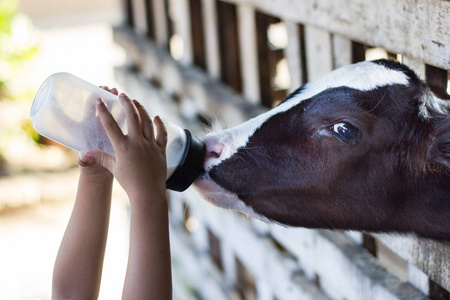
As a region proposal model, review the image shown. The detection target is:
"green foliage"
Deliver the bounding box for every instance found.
[0,0,38,96]
[21,118,40,144]
[0,1,40,169]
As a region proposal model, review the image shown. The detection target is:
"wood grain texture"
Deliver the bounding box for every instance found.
[219,0,450,69]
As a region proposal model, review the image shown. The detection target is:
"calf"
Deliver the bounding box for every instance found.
[194,59,450,240]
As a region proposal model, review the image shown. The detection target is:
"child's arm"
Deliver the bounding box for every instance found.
[52,87,119,300]
[52,154,114,300]
[93,93,172,299]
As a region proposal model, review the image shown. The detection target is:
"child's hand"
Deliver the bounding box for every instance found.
[77,150,116,183]
[76,86,120,179]
[90,93,168,202]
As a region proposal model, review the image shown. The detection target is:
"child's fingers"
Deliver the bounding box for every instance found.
[77,151,94,167]
[154,116,168,148]
[96,98,125,147]
[132,100,154,140]
[86,149,116,173]
[119,93,141,137]
[100,86,119,96]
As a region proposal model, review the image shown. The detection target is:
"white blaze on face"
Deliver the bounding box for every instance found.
[203,61,411,171]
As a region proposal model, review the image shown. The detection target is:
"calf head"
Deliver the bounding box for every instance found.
[194,60,450,240]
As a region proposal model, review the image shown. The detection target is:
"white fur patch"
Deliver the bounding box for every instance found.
[204,61,410,169]
[419,89,450,119]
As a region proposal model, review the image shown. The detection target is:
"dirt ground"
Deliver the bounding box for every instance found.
[0,191,130,300]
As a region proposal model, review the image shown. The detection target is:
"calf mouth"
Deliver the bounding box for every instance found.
[193,169,238,209]
[193,169,270,222]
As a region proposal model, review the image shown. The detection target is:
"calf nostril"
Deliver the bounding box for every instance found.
[206,142,224,160]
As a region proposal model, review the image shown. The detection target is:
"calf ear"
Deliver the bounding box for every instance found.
[428,119,450,169]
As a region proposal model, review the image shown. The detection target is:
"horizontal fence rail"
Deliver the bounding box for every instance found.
[219,0,450,70]
[114,0,450,299]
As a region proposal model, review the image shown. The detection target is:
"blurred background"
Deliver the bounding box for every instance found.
[0,0,132,299]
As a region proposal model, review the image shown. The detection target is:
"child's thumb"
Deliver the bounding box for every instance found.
[85,149,115,172]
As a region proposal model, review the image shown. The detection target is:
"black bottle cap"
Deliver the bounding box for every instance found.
[166,129,206,192]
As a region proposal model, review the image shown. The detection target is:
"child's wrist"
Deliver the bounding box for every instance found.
[127,187,167,208]
[80,167,114,182]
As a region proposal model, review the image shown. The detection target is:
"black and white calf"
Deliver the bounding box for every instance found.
[194,59,450,240]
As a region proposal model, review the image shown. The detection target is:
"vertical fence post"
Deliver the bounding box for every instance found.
[331,35,352,70]
[283,21,302,93]
[202,0,221,80]
[237,4,260,104]
[152,0,169,47]
[304,25,333,81]
[402,56,426,80]
[170,0,193,65]
[131,0,149,36]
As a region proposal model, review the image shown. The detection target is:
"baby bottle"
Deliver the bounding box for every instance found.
[30,72,205,192]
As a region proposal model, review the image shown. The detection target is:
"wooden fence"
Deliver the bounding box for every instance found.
[113,0,450,299]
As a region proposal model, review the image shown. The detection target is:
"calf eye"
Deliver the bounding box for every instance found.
[332,122,360,142]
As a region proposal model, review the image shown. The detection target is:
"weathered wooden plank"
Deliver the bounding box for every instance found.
[345,231,363,245]
[141,39,163,80]
[375,234,450,291]
[332,34,352,70]
[304,25,333,82]
[408,263,429,295]
[201,0,221,79]
[168,217,230,300]
[220,232,237,285]
[130,0,148,36]
[283,20,302,92]
[169,0,193,64]
[193,198,330,300]
[152,0,169,47]
[402,56,426,80]
[238,4,260,104]
[113,25,145,67]
[218,0,450,69]
[270,226,428,300]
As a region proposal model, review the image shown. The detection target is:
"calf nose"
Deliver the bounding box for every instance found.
[203,134,228,170]
[206,140,223,159]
